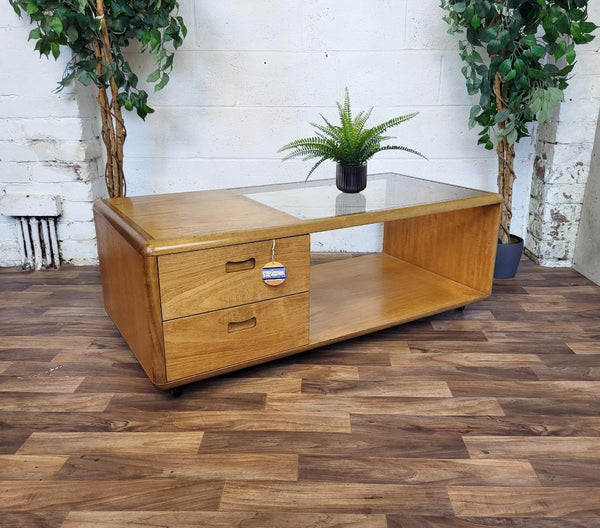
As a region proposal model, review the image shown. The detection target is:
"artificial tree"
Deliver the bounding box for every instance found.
[441,0,596,244]
[9,0,186,198]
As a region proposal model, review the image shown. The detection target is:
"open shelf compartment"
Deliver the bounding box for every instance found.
[309,253,487,347]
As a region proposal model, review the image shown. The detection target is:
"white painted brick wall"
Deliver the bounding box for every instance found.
[526,0,600,267]
[0,9,103,267]
[120,0,542,249]
[2,1,599,265]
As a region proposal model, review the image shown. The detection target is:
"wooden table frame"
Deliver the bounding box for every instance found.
[93,174,502,390]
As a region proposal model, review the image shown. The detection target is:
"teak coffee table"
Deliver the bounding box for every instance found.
[94,173,502,393]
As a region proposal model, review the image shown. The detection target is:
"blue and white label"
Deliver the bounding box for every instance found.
[262,261,286,286]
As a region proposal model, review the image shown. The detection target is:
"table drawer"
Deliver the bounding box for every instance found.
[163,293,309,381]
[158,235,310,320]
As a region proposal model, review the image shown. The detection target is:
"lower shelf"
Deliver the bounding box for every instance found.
[309,253,487,346]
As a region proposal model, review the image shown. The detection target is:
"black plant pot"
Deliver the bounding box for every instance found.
[336,163,367,193]
[493,235,524,279]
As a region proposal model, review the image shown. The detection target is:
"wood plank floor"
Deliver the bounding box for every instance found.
[1,257,600,527]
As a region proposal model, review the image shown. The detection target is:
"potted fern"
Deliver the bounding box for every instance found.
[279,89,425,193]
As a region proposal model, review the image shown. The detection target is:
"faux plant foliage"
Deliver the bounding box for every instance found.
[440,0,597,149]
[279,89,425,180]
[8,0,187,120]
[9,0,187,198]
[440,0,597,244]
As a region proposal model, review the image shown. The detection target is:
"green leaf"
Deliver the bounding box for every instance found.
[9,1,21,16]
[78,71,92,86]
[146,70,161,83]
[499,58,512,77]
[471,14,481,29]
[50,17,63,36]
[452,2,467,13]
[28,28,41,40]
[155,72,170,91]
[569,8,584,22]
[566,48,576,64]
[51,42,60,59]
[25,2,39,14]
[554,40,567,60]
[580,21,598,33]
[494,109,510,124]
[66,26,78,43]
[531,44,546,58]
[487,39,502,54]
[481,27,497,43]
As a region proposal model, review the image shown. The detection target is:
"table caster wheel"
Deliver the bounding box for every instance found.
[168,386,183,398]
[455,306,465,312]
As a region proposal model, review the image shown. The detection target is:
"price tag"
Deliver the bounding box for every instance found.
[262,261,286,286]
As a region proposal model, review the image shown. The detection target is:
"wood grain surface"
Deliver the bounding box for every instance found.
[158,235,310,319]
[1,257,599,527]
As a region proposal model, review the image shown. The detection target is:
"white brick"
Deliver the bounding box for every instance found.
[90,174,108,200]
[558,102,600,125]
[406,0,457,50]
[123,106,299,159]
[388,107,485,160]
[541,202,582,225]
[21,117,95,142]
[0,138,100,163]
[334,52,442,107]
[0,94,82,119]
[555,119,598,145]
[57,221,96,241]
[552,142,593,167]
[30,162,87,183]
[0,119,24,140]
[0,241,21,266]
[4,182,64,197]
[303,0,407,51]
[312,224,383,253]
[439,54,476,106]
[60,182,95,202]
[0,194,61,216]
[59,238,98,263]
[543,183,587,206]
[0,162,30,183]
[60,201,94,222]
[124,51,236,107]
[195,0,303,51]
[546,162,590,185]
[232,52,339,107]
[564,75,600,101]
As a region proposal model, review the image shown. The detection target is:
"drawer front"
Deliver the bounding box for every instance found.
[163,293,309,381]
[159,235,310,320]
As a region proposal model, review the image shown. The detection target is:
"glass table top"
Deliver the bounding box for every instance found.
[235,173,490,220]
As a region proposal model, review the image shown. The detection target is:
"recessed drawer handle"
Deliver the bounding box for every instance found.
[228,317,257,333]
[225,258,255,273]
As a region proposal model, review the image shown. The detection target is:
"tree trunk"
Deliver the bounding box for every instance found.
[497,136,515,244]
[94,0,127,198]
[494,72,514,244]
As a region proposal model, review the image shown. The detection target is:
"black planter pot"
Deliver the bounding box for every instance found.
[494,235,524,279]
[336,163,367,193]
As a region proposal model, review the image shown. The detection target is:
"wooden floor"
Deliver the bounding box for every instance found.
[1,257,600,527]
